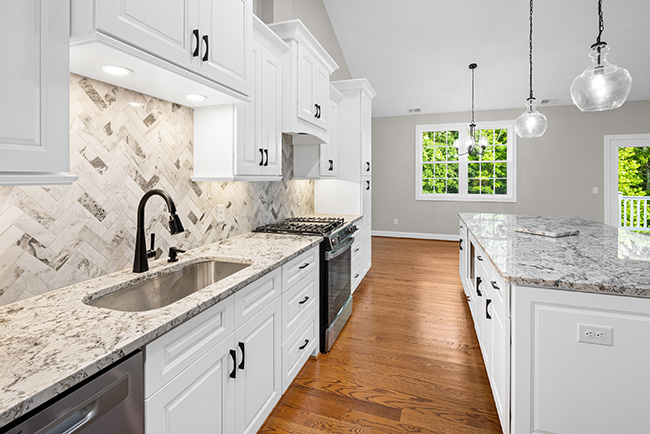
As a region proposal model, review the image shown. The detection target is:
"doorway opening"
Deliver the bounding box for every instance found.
[604,134,650,231]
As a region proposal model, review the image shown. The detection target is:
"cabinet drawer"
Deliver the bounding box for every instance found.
[282,246,319,291]
[351,237,362,264]
[488,266,509,319]
[235,268,281,329]
[145,296,235,398]
[282,269,318,342]
[281,310,318,393]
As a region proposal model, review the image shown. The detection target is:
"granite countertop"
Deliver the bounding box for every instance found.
[0,213,361,429]
[459,213,650,298]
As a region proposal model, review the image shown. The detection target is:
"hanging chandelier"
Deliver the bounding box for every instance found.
[570,0,632,112]
[515,0,547,138]
[453,63,487,156]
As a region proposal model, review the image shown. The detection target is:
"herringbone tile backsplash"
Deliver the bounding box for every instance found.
[0,74,314,306]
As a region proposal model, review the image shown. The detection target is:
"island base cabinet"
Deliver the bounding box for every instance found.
[145,334,236,434]
[235,297,282,434]
[512,285,650,434]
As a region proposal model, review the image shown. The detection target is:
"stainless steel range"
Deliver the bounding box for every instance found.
[255,216,357,353]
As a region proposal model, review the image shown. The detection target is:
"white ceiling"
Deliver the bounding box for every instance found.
[323,0,650,118]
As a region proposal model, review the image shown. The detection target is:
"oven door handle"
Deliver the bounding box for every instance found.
[325,237,354,261]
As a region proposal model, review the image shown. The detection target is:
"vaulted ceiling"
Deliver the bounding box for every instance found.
[323,0,650,117]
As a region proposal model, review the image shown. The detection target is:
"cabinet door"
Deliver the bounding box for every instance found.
[145,334,236,434]
[261,48,283,176]
[313,65,330,130]
[360,92,372,174]
[0,0,69,173]
[296,46,317,125]
[96,0,198,70]
[198,0,251,95]
[362,177,372,226]
[235,297,282,434]
[490,302,510,434]
[235,39,263,176]
[320,98,338,177]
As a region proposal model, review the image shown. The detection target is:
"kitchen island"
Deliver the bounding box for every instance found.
[459,213,650,434]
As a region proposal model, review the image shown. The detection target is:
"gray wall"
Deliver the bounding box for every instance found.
[372,100,650,236]
[254,0,352,81]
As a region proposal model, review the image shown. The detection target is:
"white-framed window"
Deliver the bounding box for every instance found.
[415,121,517,202]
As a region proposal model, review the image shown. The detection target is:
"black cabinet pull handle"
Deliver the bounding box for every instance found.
[477,255,483,261]
[259,148,264,166]
[459,239,463,251]
[298,296,309,305]
[238,342,245,370]
[366,162,370,171]
[491,281,500,290]
[476,276,482,297]
[229,349,236,378]
[192,29,200,57]
[354,248,360,252]
[263,149,269,166]
[202,35,209,61]
[354,273,360,278]
[366,180,370,190]
[328,159,333,171]
[298,339,310,350]
[314,104,321,118]
[486,299,492,320]
[298,262,310,269]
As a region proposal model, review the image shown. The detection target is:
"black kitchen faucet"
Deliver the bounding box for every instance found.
[133,189,185,273]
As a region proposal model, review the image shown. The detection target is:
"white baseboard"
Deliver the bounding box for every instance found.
[371,230,460,241]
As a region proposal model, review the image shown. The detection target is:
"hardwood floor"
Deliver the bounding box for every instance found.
[259,237,502,433]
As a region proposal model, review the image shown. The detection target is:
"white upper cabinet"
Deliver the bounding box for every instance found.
[293,84,342,179]
[193,16,288,181]
[268,20,338,144]
[70,0,252,107]
[0,0,76,185]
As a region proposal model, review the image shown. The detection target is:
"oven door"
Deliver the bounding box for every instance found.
[325,237,353,326]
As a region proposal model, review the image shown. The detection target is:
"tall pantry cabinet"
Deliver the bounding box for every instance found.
[314,79,376,292]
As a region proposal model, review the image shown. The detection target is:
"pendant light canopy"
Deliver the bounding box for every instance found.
[570,0,632,112]
[515,0,547,139]
[453,63,487,156]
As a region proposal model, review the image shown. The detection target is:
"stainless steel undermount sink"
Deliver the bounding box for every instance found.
[86,260,249,312]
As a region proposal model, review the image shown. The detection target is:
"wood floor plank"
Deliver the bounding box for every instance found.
[259,237,502,433]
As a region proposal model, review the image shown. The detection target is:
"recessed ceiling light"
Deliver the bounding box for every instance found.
[102,65,133,76]
[185,94,207,102]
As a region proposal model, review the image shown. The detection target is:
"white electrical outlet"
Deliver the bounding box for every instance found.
[394,218,398,225]
[592,187,599,194]
[217,204,226,223]
[578,323,613,346]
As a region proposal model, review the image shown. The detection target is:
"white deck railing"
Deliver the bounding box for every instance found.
[619,194,650,230]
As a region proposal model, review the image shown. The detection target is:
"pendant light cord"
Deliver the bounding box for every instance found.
[471,66,475,124]
[596,0,604,45]
[528,0,534,101]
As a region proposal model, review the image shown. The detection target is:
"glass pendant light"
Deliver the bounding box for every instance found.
[515,0,547,138]
[570,0,632,112]
[453,63,486,156]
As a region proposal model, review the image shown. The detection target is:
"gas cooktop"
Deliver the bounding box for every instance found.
[254,217,345,236]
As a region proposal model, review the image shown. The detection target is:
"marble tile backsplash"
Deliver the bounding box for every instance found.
[0,74,314,306]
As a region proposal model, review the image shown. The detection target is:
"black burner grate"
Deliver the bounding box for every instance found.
[254,217,344,236]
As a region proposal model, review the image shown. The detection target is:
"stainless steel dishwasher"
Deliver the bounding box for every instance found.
[5,351,143,434]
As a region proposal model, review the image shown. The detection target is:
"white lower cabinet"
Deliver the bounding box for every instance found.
[145,246,320,433]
